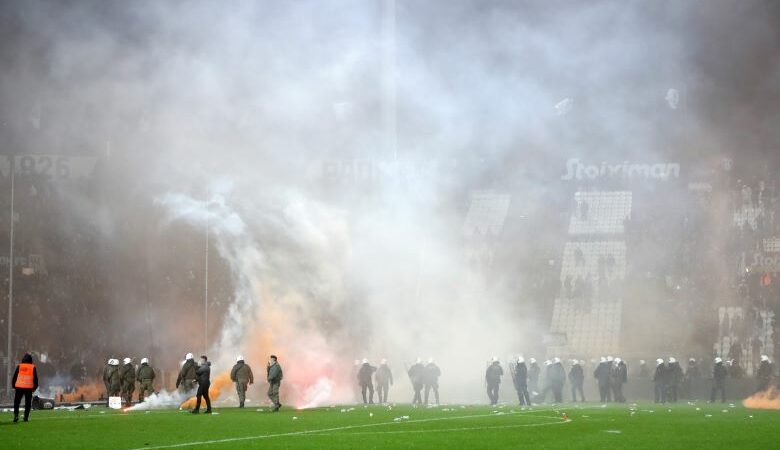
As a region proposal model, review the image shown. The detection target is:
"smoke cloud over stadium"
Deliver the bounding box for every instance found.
[0,0,778,407]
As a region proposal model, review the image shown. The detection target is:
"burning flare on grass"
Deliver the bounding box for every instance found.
[743,388,780,410]
[179,373,233,410]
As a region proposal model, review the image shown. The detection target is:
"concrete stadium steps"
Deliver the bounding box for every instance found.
[568,191,632,235]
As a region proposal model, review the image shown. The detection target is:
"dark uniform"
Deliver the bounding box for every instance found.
[653,360,668,403]
[638,361,649,379]
[485,360,503,405]
[230,359,254,408]
[667,360,683,402]
[357,361,377,404]
[119,360,136,406]
[177,357,197,392]
[136,361,155,402]
[102,360,112,400]
[594,360,611,403]
[513,360,531,405]
[548,360,566,403]
[107,361,121,397]
[193,358,211,414]
[611,360,627,403]
[683,359,700,399]
[11,353,39,423]
[408,361,425,405]
[710,359,727,403]
[267,356,283,412]
[569,362,585,402]
[423,361,441,405]
[528,360,540,396]
[756,358,772,393]
[375,362,393,404]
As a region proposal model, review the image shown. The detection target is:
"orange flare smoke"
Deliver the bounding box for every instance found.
[61,382,106,402]
[743,387,780,410]
[179,372,232,409]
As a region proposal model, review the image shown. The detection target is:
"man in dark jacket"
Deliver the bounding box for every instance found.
[528,358,540,398]
[119,357,136,407]
[375,359,393,404]
[710,357,727,403]
[12,353,39,423]
[549,358,566,403]
[192,355,212,414]
[611,358,627,403]
[569,360,585,402]
[177,353,197,392]
[357,359,377,404]
[136,358,155,402]
[485,357,503,405]
[107,359,121,398]
[230,355,254,408]
[423,358,441,405]
[513,357,531,405]
[756,355,773,393]
[653,358,667,403]
[408,358,425,405]
[267,355,283,412]
[683,358,700,399]
[594,357,611,403]
[102,358,113,402]
[667,357,683,403]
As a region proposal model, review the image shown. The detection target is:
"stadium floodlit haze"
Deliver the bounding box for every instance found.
[0,0,779,419]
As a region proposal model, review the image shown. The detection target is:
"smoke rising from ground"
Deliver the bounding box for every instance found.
[1,0,779,404]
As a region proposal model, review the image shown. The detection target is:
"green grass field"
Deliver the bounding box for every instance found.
[1,402,778,449]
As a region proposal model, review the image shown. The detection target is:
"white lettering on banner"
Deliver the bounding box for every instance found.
[561,158,681,181]
[0,254,44,270]
[751,253,780,271]
[14,155,97,180]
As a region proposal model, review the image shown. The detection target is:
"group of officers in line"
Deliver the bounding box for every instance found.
[650,354,775,403]
[100,352,284,413]
[485,356,627,406]
[349,354,776,407]
[351,357,442,406]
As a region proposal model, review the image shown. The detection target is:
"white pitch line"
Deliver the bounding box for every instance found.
[313,418,571,436]
[123,408,575,450]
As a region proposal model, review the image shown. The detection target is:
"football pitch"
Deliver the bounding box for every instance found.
[1,402,778,449]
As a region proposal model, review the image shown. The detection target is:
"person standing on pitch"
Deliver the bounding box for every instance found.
[527,358,540,401]
[653,358,668,403]
[667,357,683,402]
[119,357,136,407]
[756,355,772,393]
[11,353,38,423]
[107,359,121,398]
[267,355,283,412]
[513,357,531,405]
[485,357,503,405]
[710,357,727,403]
[192,355,212,414]
[136,358,155,402]
[230,355,254,408]
[549,358,566,403]
[102,358,113,404]
[177,353,197,392]
[611,358,627,403]
[683,358,700,399]
[569,360,585,402]
[594,357,610,403]
[375,359,393,404]
[408,358,425,406]
[423,358,441,406]
[357,358,376,404]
